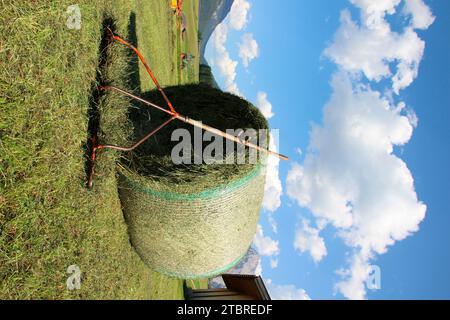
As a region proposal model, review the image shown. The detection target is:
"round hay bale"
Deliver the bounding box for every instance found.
[118,84,268,279]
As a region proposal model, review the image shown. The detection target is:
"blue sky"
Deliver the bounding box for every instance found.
[206,0,449,300]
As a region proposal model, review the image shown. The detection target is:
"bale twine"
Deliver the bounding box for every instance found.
[118,84,268,279]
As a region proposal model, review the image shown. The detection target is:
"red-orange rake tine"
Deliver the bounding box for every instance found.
[107,29,177,115]
[87,116,176,189]
[98,116,176,152]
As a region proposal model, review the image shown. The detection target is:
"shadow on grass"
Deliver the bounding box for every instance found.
[84,13,143,188]
[84,16,117,187]
[127,12,141,93]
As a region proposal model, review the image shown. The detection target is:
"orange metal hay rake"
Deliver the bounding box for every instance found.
[86,29,288,189]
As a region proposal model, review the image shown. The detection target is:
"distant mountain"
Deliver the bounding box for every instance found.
[209,247,262,289]
[198,0,234,65]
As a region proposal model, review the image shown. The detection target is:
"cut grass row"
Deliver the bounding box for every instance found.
[135,0,199,92]
[0,0,203,299]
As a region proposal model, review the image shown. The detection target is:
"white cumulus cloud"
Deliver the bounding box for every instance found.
[294,219,328,263]
[267,281,311,300]
[334,254,373,300]
[287,71,427,299]
[270,258,279,269]
[324,6,431,94]
[350,0,401,27]
[268,215,278,234]
[256,91,274,119]
[302,1,433,299]
[239,33,259,68]
[403,0,435,30]
[229,0,251,30]
[212,23,241,95]
[262,132,282,212]
[253,224,280,257]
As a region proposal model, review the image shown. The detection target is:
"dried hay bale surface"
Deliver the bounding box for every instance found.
[118,84,268,278]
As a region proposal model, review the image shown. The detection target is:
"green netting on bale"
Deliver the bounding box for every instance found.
[118,84,268,279]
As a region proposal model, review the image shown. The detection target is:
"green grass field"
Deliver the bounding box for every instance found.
[0,0,205,299]
[134,0,199,91]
